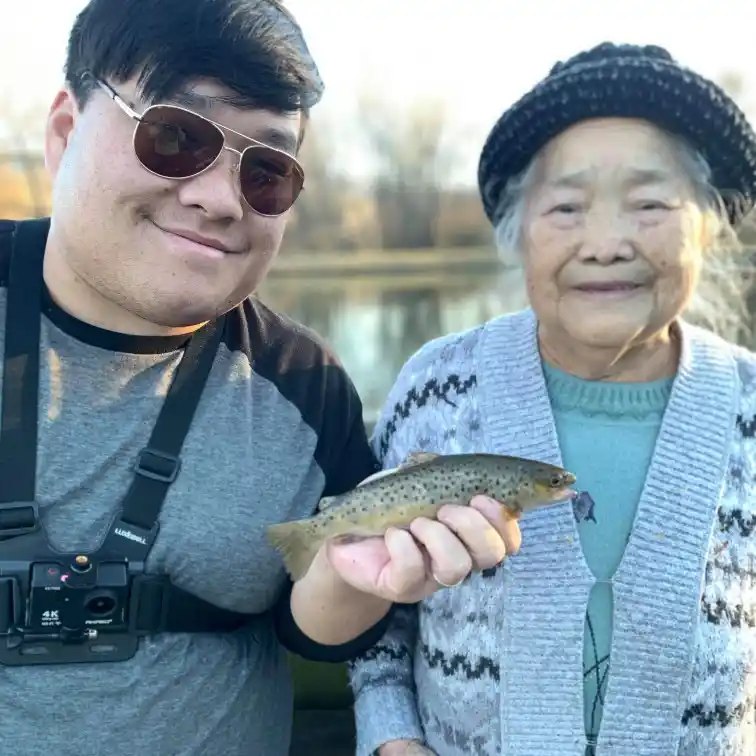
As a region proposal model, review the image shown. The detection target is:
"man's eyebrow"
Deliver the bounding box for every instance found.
[168,90,237,112]
[253,127,298,154]
[167,90,298,153]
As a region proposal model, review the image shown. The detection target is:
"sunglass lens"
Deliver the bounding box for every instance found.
[239,147,304,216]
[134,106,224,179]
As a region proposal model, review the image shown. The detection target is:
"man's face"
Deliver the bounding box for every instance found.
[44,77,302,329]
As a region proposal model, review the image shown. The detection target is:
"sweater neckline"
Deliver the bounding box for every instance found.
[541,360,674,418]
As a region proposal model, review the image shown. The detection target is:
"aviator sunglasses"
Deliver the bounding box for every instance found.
[92,77,305,217]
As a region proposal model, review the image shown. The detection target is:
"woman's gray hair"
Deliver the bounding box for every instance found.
[492,132,754,344]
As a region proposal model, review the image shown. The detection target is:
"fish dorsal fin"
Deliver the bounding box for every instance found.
[399,451,440,469]
[317,495,338,512]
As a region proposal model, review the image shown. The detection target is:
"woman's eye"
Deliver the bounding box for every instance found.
[550,203,581,214]
[639,201,667,210]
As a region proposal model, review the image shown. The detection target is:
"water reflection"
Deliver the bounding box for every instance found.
[258,265,528,420]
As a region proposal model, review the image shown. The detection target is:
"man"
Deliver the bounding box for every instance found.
[0,2,519,755]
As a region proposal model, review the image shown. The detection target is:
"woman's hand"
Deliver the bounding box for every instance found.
[288,468,522,646]
[326,493,521,604]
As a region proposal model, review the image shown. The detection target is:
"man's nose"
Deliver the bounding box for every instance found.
[175,149,245,222]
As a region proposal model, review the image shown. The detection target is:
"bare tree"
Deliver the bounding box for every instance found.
[715,72,756,345]
[0,96,50,217]
[284,115,352,252]
[357,95,457,249]
[716,74,756,241]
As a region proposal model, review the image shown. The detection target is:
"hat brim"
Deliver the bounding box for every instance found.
[478,57,756,226]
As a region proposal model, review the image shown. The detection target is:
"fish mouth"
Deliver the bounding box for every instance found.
[520,485,576,513]
[533,481,576,501]
[551,488,577,502]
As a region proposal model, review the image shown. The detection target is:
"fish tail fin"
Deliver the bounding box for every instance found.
[267,520,324,581]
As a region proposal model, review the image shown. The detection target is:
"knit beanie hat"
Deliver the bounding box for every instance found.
[478,42,756,227]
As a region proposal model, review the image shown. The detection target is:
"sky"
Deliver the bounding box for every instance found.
[2,0,754,184]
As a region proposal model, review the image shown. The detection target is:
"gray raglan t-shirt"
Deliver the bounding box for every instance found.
[0,219,379,756]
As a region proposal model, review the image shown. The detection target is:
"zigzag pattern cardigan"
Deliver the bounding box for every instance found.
[348,308,756,756]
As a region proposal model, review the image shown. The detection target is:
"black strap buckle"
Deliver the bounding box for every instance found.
[134,448,180,484]
[0,502,40,537]
[129,575,171,635]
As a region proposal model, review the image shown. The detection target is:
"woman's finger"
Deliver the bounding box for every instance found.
[469,495,522,556]
[409,517,473,586]
[436,503,509,570]
[382,527,429,596]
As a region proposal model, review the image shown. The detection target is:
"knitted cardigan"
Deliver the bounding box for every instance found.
[348,308,756,756]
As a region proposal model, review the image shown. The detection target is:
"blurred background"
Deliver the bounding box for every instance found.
[1,2,755,752]
[3,0,755,424]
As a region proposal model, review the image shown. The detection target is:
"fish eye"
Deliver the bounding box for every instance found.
[549,474,564,488]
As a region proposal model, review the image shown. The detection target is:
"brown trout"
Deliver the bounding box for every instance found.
[267,451,576,580]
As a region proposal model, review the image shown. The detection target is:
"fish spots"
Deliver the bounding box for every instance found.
[269,453,574,567]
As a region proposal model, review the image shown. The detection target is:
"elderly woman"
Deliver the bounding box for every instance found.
[348,42,756,756]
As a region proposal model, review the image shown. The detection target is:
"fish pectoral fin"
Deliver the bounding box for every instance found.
[399,451,441,469]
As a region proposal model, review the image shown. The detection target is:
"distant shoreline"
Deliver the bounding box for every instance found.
[269,246,500,277]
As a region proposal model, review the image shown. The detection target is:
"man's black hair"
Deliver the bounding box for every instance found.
[64,0,324,116]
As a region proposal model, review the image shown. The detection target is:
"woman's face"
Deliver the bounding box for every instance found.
[523,118,707,353]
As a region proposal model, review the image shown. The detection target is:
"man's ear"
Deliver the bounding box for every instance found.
[44,88,80,178]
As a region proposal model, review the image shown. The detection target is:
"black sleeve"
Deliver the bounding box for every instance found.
[274,371,390,661]
[243,300,390,659]
[273,582,395,662]
[319,383,382,497]
[242,297,381,498]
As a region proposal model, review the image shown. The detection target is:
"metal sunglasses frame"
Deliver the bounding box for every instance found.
[92,77,305,217]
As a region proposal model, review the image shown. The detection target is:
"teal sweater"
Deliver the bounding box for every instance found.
[542,360,674,745]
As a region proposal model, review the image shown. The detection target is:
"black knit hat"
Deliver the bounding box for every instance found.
[478,42,756,227]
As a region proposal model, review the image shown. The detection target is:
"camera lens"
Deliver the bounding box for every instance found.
[83,590,117,617]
